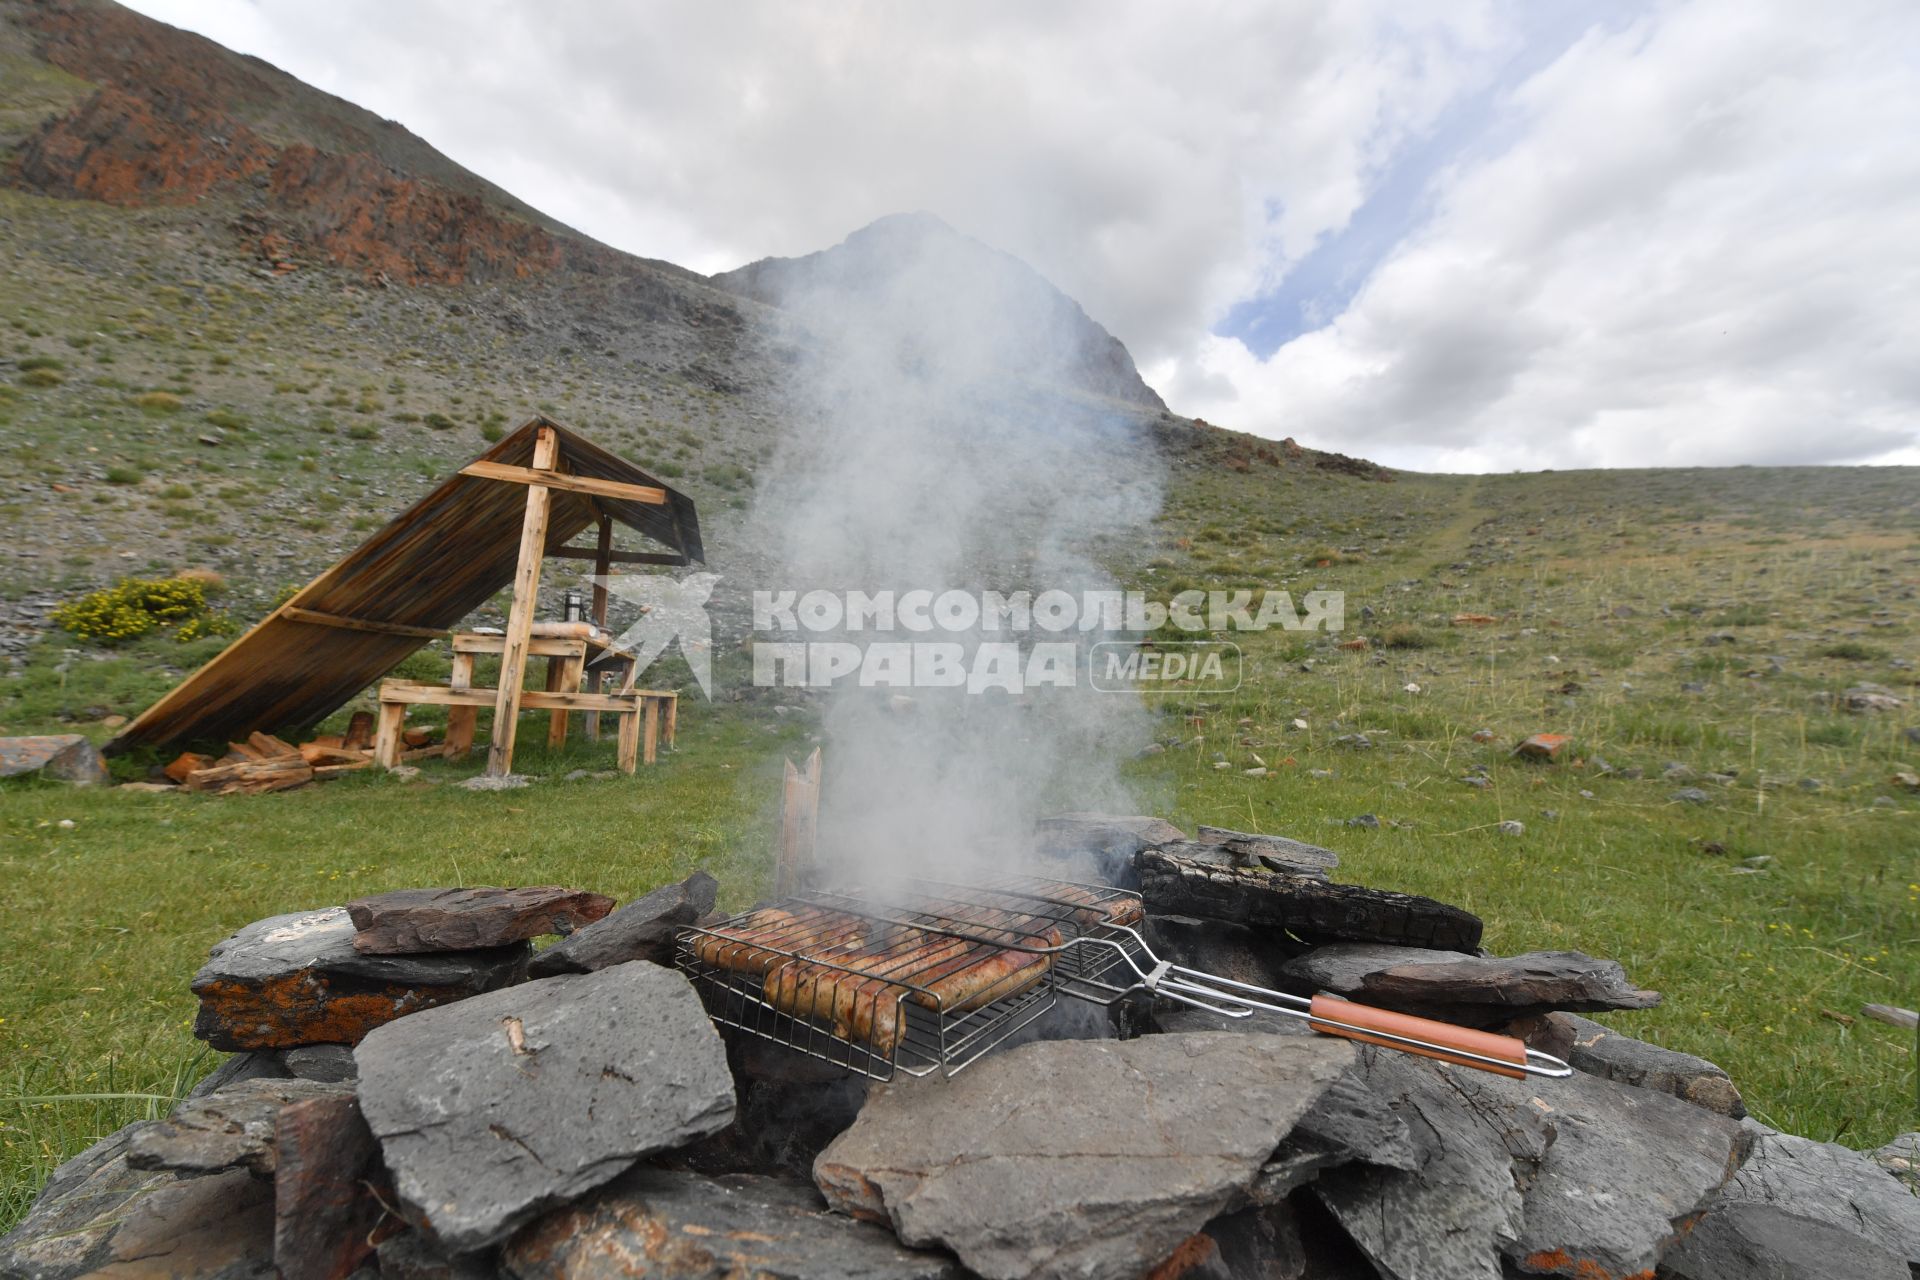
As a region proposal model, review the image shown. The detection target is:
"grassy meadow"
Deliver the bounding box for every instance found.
[3,455,1917,1229]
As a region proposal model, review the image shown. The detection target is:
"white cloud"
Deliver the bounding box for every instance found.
[119,0,1920,470]
[1164,0,1920,469]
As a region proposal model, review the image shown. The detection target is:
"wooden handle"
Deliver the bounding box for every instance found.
[1307,994,1527,1078]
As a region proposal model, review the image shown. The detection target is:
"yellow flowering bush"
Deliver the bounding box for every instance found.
[51,577,235,646]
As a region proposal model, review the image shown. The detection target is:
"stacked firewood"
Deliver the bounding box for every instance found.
[162,713,444,795]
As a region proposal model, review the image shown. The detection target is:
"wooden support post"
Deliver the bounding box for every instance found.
[616,705,640,774]
[445,652,476,760]
[776,747,821,896]
[546,652,584,750]
[585,514,614,742]
[642,696,660,766]
[486,426,559,776]
[665,694,678,748]
[373,700,406,769]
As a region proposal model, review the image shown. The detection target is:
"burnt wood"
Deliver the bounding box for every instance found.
[1135,849,1483,951]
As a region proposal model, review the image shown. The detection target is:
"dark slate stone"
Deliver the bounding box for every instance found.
[187,1048,293,1099]
[525,871,718,977]
[1032,812,1187,886]
[1663,1126,1920,1280]
[0,1121,274,1279]
[375,1232,501,1280]
[1282,944,1660,1028]
[1136,849,1484,951]
[1166,1203,1309,1280]
[0,733,109,785]
[1144,913,1302,991]
[274,1092,389,1280]
[347,885,615,954]
[1501,1071,1747,1278]
[355,961,736,1253]
[191,907,529,1050]
[814,1033,1353,1280]
[282,1042,358,1083]
[502,1169,965,1279]
[127,1077,353,1177]
[1513,1010,1743,1116]
[1195,825,1340,877]
[1314,1050,1548,1280]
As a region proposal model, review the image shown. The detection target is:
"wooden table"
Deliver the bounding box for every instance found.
[374,624,676,773]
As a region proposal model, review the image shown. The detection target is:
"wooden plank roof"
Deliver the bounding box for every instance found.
[105,416,701,754]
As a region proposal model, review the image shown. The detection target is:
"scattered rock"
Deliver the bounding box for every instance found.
[1672,787,1712,805]
[190,906,529,1050]
[1282,944,1660,1028]
[1843,685,1904,714]
[1497,820,1525,836]
[526,871,719,977]
[814,1033,1353,1280]
[355,961,735,1252]
[1512,1012,1743,1117]
[273,1091,390,1280]
[347,885,615,953]
[0,1122,274,1280]
[457,772,531,790]
[0,734,109,785]
[1346,813,1380,829]
[1872,1132,1919,1192]
[1664,1126,1920,1280]
[1471,729,1497,742]
[127,1076,351,1177]
[1513,733,1571,761]
[504,1169,964,1279]
[1137,849,1484,951]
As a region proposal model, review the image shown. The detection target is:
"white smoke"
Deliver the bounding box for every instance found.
[745,216,1166,879]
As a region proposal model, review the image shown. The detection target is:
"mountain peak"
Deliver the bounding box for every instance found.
[712,214,1166,412]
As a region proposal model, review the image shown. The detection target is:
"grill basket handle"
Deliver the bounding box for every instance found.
[1307,994,1530,1079]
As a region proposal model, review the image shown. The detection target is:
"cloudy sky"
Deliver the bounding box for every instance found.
[126,0,1920,471]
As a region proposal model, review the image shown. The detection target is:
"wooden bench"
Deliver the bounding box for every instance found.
[374,680,676,774]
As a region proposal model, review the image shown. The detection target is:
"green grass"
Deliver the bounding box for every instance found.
[0,706,807,1227]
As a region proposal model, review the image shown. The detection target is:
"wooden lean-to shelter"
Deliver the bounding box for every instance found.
[107,416,701,777]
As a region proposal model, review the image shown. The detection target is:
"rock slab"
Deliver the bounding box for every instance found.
[127,1076,351,1177]
[0,733,109,785]
[1515,1010,1743,1116]
[347,885,615,953]
[1194,824,1340,876]
[1283,943,1660,1027]
[191,906,529,1050]
[503,1168,964,1279]
[355,960,735,1253]
[526,871,719,977]
[1137,849,1484,951]
[0,1121,274,1279]
[1664,1126,1920,1280]
[814,1032,1353,1280]
[274,1091,390,1280]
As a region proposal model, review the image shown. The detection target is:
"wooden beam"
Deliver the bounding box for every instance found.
[380,681,673,714]
[585,515,614,743]
[460,460,667,506]
[451,634,595,658]
[282,606,446,640]
[547,547,688,566]
[487,427,559,775]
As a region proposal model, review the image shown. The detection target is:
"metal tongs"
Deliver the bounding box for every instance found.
[1066,923,1573,1080]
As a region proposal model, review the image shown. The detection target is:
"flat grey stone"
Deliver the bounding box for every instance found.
[0,733,109,785]
[283,1043,358,1083]
[526,871,718,976]
[128,1076,351,1177]
[1315,1050,1548,1280]
[1873,1132,1919,1191]
[0,1121,274,1279]
[191,907,529,1050]
[1283,943,1660,1027]
[1503,1069,1747,1278]
[1515,1010,1743,1116]
[814,1032,1353,1280]
[502,1169,964,1279]
[1664,1128,1920,1280]
[355,961,735,1253]
[1194,825,1340,876]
